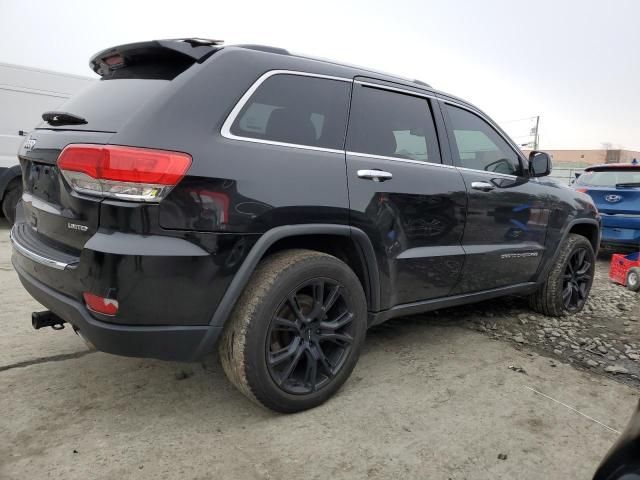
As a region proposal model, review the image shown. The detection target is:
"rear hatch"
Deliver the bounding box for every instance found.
[20,130,113,252]
[575,166,640,227]
[18,39,221,254]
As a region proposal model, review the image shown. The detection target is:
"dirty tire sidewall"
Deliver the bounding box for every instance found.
[219,249,367,413]
[529,233,596,317]
[627,268,640,292]
[2,180,22,225]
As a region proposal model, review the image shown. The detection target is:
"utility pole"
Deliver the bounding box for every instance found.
[532,116,540,150]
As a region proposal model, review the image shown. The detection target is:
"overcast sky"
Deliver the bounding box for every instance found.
[2,0,639,150]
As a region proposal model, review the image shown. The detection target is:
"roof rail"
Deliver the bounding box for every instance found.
[413,79,432,88]
[167,38,224,46]
[235,44,290,55]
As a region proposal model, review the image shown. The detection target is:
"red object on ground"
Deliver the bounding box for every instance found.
[609,252,640,286]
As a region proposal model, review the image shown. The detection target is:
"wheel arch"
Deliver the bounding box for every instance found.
[537,218,600,283]
[194,224,380,357]
[568,221,600,252]
[261,233,378,310]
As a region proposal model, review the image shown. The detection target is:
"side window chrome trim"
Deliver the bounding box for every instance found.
[456,166,517,179]
[220,70,352,153]
[442,99,526,165]
[346,151,515,178]
[222,136,345,154]
[346,151,454,169]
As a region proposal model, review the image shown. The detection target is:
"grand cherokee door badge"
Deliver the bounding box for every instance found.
[501,252,539,259]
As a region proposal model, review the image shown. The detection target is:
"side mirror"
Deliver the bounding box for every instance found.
[529,151,552,177]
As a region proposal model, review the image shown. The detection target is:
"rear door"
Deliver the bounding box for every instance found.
[440,100,550,293]
[346,80,467,309]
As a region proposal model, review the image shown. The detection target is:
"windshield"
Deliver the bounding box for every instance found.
[576,168,640,187]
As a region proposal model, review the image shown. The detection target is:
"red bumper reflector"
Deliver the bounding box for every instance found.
[83,292,119,316]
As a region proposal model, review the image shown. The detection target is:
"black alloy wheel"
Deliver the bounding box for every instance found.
[219,249,366,412]
[1,179,22,225]
[529,234,596,317]
[266,278,355,395]
[562,247,592,312]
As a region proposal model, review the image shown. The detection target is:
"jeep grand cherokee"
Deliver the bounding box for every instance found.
[11,38,600,412]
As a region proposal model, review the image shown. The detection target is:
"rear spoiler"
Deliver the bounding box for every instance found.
[89,38,224,77]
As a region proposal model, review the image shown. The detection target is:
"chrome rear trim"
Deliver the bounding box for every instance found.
[10,226,74,270]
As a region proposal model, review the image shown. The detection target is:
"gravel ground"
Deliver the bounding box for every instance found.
[1,217,638,479]
[452,255,640,388]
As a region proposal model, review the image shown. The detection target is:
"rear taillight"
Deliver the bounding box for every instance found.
[575,188,588,193]
[83,292,119,316]
[57,144,192,202]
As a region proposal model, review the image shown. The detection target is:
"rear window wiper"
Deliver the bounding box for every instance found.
[42,111,88,126]
[615,182,640,188]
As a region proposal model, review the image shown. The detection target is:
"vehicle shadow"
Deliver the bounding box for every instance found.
[6,311,472,427]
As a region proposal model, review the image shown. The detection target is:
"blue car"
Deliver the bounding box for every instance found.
[574,163,640,249]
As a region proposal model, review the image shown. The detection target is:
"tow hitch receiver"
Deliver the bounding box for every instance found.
[32,311,66,330]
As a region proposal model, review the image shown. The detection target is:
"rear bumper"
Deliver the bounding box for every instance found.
[12,260,221,361]
[601,226,640,247]
[8,213,253,361]
[601,215,640,247]
[10,209,256,327]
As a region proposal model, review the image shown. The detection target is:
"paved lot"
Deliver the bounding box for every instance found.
[0,217,638,479]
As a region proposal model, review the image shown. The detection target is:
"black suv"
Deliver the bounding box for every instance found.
[11,39,600,412]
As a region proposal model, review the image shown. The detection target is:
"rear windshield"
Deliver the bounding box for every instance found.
[576,168,640,187]
[36,79,169,132]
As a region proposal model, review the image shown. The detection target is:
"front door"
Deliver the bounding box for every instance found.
[440,100,550,293]
[346,81,467,309]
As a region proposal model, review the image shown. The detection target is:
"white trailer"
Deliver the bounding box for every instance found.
[0,62,94,222]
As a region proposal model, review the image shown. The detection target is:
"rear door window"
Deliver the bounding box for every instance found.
[229,74,351,150]
[345,84,441,163]
[445,104,522,175]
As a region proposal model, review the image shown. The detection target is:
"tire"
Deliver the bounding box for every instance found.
[529,234,596,317]
[627,268,640,292]
[1,179,22,225]
[219,249,367,413]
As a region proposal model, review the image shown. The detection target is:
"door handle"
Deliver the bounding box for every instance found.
[471,181,495,192]
[357,169,393,182]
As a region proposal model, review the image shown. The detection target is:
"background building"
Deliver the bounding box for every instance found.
[520,148,640,185]
[523,149,640,167]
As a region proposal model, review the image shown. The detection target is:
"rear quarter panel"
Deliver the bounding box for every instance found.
[108,48,356,234]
